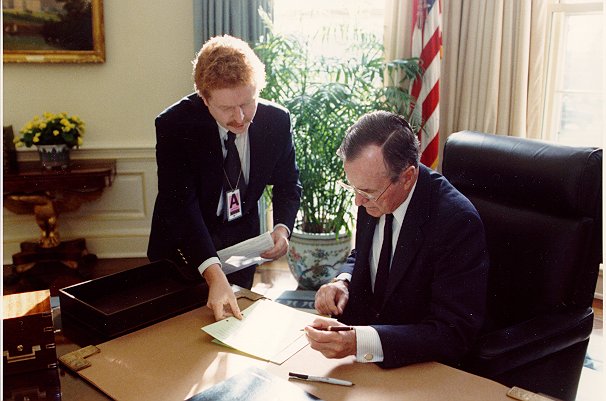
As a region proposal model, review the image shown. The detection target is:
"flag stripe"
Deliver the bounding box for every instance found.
[422,83,439,122]
[419,29,441,71]
[410,0,441,168]
[412,45,441,110]
[420,132,439,168]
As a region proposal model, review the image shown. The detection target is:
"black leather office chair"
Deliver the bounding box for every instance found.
[442,131,602,401]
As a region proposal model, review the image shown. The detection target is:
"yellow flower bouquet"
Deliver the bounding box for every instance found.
[15,112,85,148]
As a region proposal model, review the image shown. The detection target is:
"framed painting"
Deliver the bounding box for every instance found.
[3,0,105,63]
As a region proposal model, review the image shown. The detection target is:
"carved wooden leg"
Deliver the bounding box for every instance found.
[33,201,61,248]
[7,194,61,248]
[4,191,101,283]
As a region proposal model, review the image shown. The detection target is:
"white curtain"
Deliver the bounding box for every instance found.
[385,0,548,165]
[384,0,413,63]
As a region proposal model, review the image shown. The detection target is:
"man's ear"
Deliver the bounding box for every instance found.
[201,95,210,107]
[401,165,416,189]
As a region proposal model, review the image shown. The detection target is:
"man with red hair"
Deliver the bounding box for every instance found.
[148,35,301,321]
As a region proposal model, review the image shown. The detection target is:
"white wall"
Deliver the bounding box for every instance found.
[3,1,197,263]
[3,1,195,149]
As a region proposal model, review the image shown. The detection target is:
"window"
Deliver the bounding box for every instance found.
[272,0,385,57]
[543,0,604,147]
[273,1,604,148]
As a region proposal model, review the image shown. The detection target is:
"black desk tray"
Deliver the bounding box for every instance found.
[59,260,208,341]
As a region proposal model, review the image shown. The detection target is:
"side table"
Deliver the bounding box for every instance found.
[3,159,116,278]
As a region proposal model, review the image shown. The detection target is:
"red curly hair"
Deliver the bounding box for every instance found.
[192,35,266,100]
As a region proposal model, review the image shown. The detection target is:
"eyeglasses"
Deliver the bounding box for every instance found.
[337,180,393,201]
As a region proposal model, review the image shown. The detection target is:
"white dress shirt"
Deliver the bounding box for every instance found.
[197,124,251,276]
[338,180,417,363]
[215,124,250,215]
[197,123,288,277]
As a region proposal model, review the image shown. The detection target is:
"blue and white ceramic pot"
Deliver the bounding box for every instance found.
[287,230,352,290]
[37,144,70,170]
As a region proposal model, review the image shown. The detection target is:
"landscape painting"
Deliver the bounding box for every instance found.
[3,0,105,63]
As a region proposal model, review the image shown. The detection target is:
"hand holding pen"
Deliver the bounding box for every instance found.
[303,316,350,332]
[303,318,357,359]
[301,325,354,332]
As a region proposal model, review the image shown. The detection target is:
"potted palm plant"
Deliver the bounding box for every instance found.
[255,28,421,289]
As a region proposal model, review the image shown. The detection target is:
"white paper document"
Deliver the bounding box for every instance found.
[217,231,274,275]
[201,299,317,364]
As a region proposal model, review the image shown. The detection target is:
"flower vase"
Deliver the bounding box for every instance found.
[37,144,70,170]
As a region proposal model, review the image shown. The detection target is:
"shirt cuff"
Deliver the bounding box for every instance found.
[335,272,352,282]
[198,257,221,277]
[273,223,291,237]
[355,326,384,363]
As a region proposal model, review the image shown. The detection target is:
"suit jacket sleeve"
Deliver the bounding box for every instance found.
[252,102,302,233]
[148,98,220,270]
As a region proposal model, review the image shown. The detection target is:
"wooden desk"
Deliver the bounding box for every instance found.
[3,159,116,276]
[16,294,512,401]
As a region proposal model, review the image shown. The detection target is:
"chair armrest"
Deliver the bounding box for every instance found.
[467,307,593,376]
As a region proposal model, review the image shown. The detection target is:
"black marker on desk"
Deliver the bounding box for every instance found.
[288,372,354,387]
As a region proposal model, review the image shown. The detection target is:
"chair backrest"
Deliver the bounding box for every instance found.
[442,131,602,330]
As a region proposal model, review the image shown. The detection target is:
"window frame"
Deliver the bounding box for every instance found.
[541,0,604,145]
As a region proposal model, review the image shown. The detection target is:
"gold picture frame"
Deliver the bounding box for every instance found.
[3,0,105,64]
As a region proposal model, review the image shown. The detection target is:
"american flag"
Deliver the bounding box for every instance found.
[411,0,442,169]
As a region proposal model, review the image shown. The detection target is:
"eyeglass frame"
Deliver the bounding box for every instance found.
[337,179,393,202]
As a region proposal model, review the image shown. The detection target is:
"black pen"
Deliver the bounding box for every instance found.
[289,372,354,386]
[301,325,355,332]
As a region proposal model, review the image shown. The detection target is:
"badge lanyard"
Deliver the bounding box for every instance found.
[223,167,243,222]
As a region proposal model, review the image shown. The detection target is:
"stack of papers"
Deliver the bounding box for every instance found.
[217,232,274,274]
[185,367,322,401]
[201,299,317,364]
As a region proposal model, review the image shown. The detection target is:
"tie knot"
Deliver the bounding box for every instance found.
[226,131,236,146]
[385,213,394,225]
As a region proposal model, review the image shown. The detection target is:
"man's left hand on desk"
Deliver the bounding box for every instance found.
[203,264,243,321]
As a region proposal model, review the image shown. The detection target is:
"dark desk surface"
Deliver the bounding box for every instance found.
[3,159,116,194]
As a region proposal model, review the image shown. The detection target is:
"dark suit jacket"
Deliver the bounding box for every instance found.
[147,93,301,277]
[340,164,488,368]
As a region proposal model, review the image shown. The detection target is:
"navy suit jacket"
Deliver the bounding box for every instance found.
[147,93,301,276]
[340,164,488,368]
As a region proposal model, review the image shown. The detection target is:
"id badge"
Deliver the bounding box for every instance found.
[226,188,243,221]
